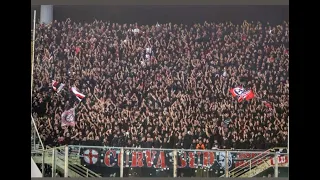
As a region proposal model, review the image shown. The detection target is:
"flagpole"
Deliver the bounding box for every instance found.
[74,102,81,109]
[74,99,83,110]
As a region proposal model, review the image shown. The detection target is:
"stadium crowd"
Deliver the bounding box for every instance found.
[32,19,289,150]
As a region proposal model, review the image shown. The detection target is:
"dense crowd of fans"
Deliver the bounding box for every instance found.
[32,19,289,150]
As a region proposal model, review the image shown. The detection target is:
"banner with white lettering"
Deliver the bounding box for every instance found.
[77,148,287,171]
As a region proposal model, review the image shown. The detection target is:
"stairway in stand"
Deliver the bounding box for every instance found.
[31,147,102,177]
[221,148,288,178]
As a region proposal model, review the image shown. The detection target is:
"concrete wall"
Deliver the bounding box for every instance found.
[31,157,42,177]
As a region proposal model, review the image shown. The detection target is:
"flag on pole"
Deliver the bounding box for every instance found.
[71,87,86,101]
[52,80,65,93]
[57,83,65,93]
[52,80,59,91]
[61,108,76,127]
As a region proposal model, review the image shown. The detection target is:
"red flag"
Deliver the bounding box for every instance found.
[51,80,65,93]
[52,80,59,91]
[229,87,245,97]
[242,90,255,101]
[230,87,254,102]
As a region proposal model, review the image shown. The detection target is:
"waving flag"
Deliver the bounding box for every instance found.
[238,90,255,102]
[52,80,59,91]
[52,80,65,93]
[61,108,76,127]
[71,87,86,101]
[230,87,254,102]
[230,87,245,97]
[57,84,65,93]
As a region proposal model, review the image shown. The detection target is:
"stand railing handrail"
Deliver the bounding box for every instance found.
[31,114,44,150]
[67,145,282,154]
[33,145,288,178]
[54,146,101,177]
[68,163,101,177]
[228,149,272,177]
[232,154,271,177]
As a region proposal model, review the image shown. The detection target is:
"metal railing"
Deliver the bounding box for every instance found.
[32,146,101,177]
[228,149,271,177]
[31,115,44,151]
[55,146,101,177]
[31,144,288,178]
[73,145,288,178]
[225,147,288,178]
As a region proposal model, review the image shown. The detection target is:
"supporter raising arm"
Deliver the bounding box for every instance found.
[32,20,288,150]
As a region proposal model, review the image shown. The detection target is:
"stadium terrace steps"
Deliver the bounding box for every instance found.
[224,149,271,178]
[32,150,101,177]
[32,155,81,177]
[239,158,271,177]
[239,156,289,177]
[220,148,288,178]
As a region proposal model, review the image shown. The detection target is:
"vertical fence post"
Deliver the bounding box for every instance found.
[249,159,252,171]
[52,148,56,177]
[42,150,45,177]
[64,146,69,177]
[274,153,279,177]
[33,130,36,150]
[120,147,124,178]
[173,149,177,177]
[225,150,229,177]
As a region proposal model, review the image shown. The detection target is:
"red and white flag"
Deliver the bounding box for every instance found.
[71,87,86,101]
[230,87,255,102]
[52,80,59,91]
[230,87,245,97]
[52,80,65,93]
[238,90,255,102]
[61,108,76,127]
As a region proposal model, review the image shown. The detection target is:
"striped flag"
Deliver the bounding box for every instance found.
[52,80,65,93]
[71,87,86,101]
